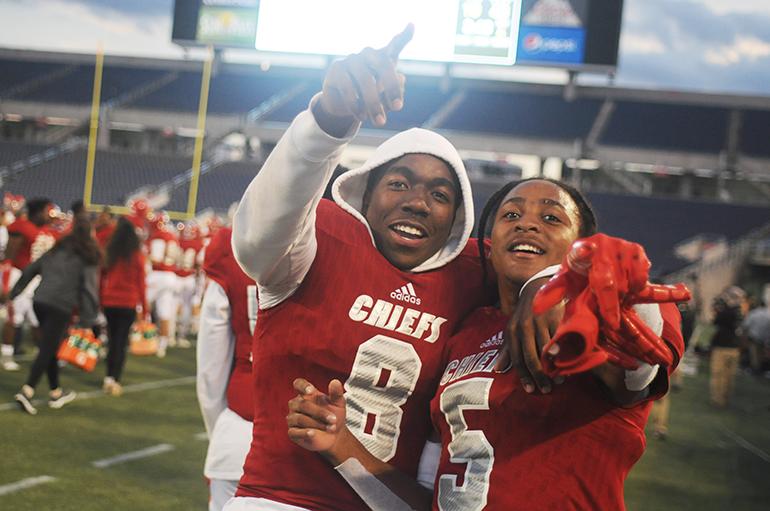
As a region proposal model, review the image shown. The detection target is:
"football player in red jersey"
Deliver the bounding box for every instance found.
[288,178,685,511]
[197,226,258,511]
[145,211,180,357]
[226,25,497,511]
[1,198,57,371]
[175,220,205,346]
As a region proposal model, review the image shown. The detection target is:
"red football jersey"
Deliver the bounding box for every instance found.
[177,237,205,277]
[236,199,495,511]
[146,229,179,272]
[430,303,683,511]
[203,227,258,422]
[7,219,56,269]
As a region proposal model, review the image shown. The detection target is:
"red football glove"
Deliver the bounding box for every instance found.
[532,234,691,376]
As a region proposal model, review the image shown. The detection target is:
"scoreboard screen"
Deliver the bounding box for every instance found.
[172,0,623,72]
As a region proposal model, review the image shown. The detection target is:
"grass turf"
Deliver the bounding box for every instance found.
[0,343,208,511]
[1,333,769,510]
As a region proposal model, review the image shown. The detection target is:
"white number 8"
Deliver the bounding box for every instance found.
[345,335,422,461]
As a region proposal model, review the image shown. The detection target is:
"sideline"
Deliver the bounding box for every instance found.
[0,476,57,496]
[0,376,195,412]
[93,444,175,468]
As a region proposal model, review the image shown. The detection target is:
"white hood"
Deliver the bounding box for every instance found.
[331,128,474,273]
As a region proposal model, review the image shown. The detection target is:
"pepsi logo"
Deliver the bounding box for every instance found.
[523,33,542,53]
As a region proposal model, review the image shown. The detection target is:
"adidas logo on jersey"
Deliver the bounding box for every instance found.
[391,283,421,305]
[480,331,504,349]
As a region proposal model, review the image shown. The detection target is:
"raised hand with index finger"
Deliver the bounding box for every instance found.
[318,23,414,134]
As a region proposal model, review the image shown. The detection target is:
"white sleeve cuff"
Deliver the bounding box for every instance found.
[335,458,415,511]
[416,440,441,492]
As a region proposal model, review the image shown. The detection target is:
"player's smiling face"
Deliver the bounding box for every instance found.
[362,154,458,271]
[490,180,581,286]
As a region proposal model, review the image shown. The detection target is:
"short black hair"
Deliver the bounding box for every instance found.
[26,198,52,218]
[364,154,462,213]
[71,200,86,216]
[476,177,598,282]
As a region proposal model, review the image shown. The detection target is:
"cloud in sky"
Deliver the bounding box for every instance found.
[0,0,182,57]
[58,0,173,18]
[616,0,770,94]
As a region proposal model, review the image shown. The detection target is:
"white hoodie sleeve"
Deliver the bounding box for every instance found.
[196,281,235,437]
[232,95,360,309]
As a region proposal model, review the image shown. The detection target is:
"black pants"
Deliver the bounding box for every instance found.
[104,307,136,383]
[27,303,73,391]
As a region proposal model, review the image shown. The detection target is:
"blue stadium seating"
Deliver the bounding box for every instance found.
[601,101,730,153]
[0,59,70,97]
[741,109,770,157]
[442,88,603,140]
[0,139,58,167]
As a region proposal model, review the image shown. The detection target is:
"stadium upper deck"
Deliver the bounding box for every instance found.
[1,48,769,277]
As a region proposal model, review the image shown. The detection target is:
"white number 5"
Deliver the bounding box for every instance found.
[438,378,494,511]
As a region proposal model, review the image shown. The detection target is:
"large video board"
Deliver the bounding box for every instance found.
[172,0,623,72]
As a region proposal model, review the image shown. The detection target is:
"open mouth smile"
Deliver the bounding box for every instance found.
[391,223,427,240]
[509,243,545,255]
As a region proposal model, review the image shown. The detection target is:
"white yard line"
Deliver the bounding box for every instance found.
[0,476,57,495]
[92,444,175,468]
[713,422,770,463]
[0,376,195,412]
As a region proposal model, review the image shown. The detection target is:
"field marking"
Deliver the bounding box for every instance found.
[195,432,208,440]
[0,376,195,412]
[713,422,770,463]
[92,443,175,468]
[0,476,57,495]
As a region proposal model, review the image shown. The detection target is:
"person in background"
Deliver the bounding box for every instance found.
[100,216,148,397]
[94,207,116,250]
[0,198,57,371]
[145,211,179,358]
[175,220,205,346]
[709,285,746,407]
[197,225,257,511]
[10,216,101,414]
[740,296,770,376]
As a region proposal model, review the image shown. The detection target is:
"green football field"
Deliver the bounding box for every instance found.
[1,335,769,511]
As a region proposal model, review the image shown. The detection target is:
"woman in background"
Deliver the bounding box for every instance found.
[11,216,101,414]
[100,216,148,397]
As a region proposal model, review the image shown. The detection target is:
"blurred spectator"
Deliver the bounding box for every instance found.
[741,296,770,376]
[94,207,116,250]
[678,298,698,348]
[10,216,101,414]
[70,200,88,219]
[101,217,148,397]
[0,198,57,371]
[145,212,179,357]
[0,205,9,260]
[174,221,204,346]
[709,286,746,407]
